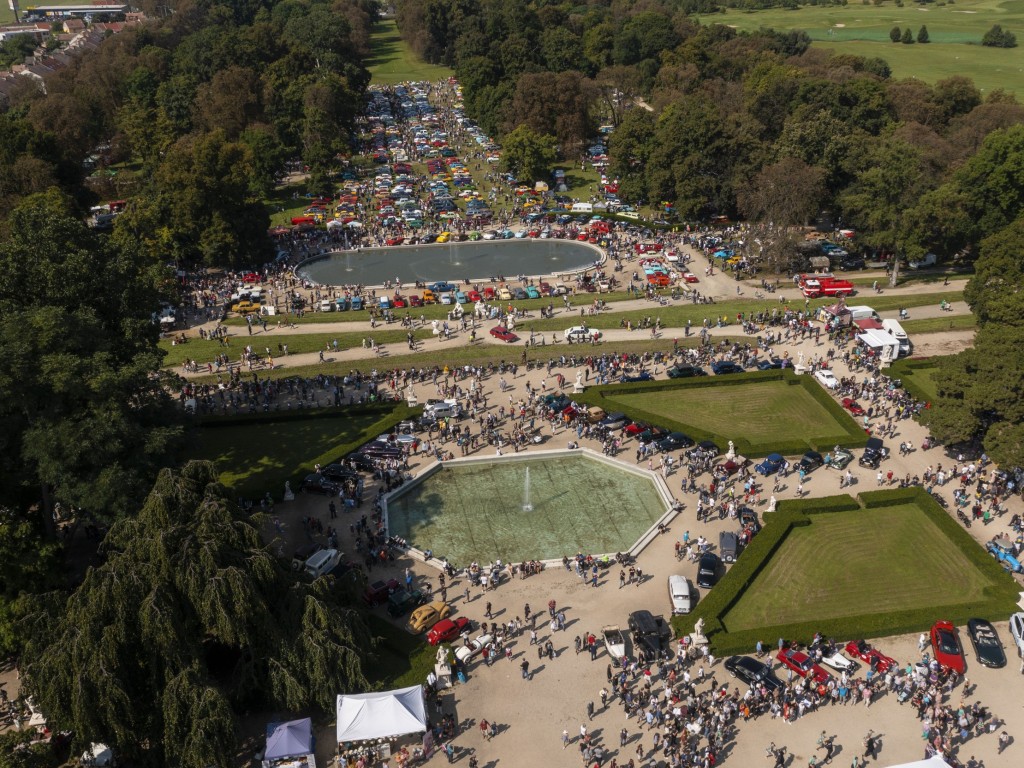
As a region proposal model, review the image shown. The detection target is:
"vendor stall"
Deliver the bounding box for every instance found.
[262,718,315,768]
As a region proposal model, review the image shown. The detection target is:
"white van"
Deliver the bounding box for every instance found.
[304,549,341,578]
[571,202,593,214]
[847,305,880,322]
[882,319,911,356]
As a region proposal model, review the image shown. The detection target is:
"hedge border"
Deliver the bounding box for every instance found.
[671,488,1019,654]
[888,357,940,406]
[198,402,419,493]
[197,400,412,428]
[575,370,866,458]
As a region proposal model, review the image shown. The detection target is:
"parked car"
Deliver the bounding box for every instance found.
[363,578,400,607]
[657,432,694,452]
[627,610,672,660]
[844,639,897,674]
[696,552,721,588]
[489,326,519,343]
[841,398,865,416]
[667,364,706,378]
[300,474,342,495]
[966,618,1006,668]
[859,437,889,469]
[776,648,831,684]
[426,616,471,645]
[454,632,494,664]
[986,536,1023,573]
[387,588,425,618]
[599,412,632,430]
[711,360,744,375]
[621,371,653,382]
[831,448,855,470]
[755,357,785,370]
[1010,612,1024,658]
[798,450,824,473]
[930,620,966,673]
[668,575,695,615]
[408,601,452,634]
[724,656,784,692]
[819,650,856,673]
[755,453,785,476]
[321,463,360,482]
[814,370,839,389]
[636,426,669,444]
[719,530,741,563]
[565,326,602,343]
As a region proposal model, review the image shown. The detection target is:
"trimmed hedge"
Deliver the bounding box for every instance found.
[889,357,940,405]
[577,370,866,458]
[671,490,1020,655]
[197,400,417,428]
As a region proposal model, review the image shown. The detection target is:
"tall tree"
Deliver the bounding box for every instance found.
[22,461,373,768]
[500,124,557,182]
[737,157,825,225]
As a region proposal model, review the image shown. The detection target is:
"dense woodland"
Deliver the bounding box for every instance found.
[0,1,1022,764]
[395,0,1024,467]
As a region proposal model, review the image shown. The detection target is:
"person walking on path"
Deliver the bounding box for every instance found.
[863,731,878,761]
[562,729,570,749]
[520,659,530,679]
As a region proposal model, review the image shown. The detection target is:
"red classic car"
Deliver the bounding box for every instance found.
[841,398,866,416]
[776,648,831,684]
[427,616,472,646]
[844,639,897,674]
[931,620,966,674]
[490,326,519,343]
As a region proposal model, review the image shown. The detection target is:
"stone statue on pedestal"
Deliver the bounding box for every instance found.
[283,481,295,502]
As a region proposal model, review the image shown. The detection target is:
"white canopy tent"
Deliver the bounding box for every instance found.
[336,686,427,743]
[883,756,950,768]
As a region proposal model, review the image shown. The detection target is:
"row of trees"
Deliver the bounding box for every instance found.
[889,25,929,44]
[0,3,382,765]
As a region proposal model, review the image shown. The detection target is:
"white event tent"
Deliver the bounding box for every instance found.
[884,757,950,768]
[335,686,427,743]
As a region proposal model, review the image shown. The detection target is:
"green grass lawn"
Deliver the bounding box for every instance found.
[702,0,1024,94]
[160,328,431,368]
[890,357,944,402]
[185,336,723,384]
[191,412,386,498]
[265,181,317,228]
[722,503,991,631]
[608,379,854,446]
[367,19,454,85]
[900,314,977,335]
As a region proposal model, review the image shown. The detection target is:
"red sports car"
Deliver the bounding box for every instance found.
[386,236,404,246]
[776,648,832,684]
[931,620,966,674]
[392,297,407,308]
[844,639,897,674]
[490,326,519,343]
[467,290,482,302]
[242,272,261,284]
[841,398,866,416]
[427,616,471,646]
[624,422,651,436]
[682,273,700,283]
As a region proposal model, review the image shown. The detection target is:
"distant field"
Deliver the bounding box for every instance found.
[367,19,454,85]
[702,0,1024,94]
[0,1,91,24]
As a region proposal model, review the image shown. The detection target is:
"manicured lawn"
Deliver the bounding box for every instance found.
[901,314,977,335]
[160,328,430,368]
[186,336,720,384]
[526,290,965,333]
[890,357,944,403]
[607,379,853,446]
[265,181,315,228]
[703,0,1024,95]
[367,19,454,85]
[192,412,386,498]
[366,614,438,687]
[723,504,991,631]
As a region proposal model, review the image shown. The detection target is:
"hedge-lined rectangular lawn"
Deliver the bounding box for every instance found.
[193,411,393,498]
[722,504,990,631]
[606,379,850,448]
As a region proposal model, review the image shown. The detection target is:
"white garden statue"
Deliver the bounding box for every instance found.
[283,481,295,502]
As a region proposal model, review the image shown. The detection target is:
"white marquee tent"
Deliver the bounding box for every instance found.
[335,686,427,743]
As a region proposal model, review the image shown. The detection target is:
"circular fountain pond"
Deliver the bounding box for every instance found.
[383,450,672,566]
[297,239,603,287]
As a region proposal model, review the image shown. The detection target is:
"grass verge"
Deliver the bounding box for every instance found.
[367,19,455,85]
